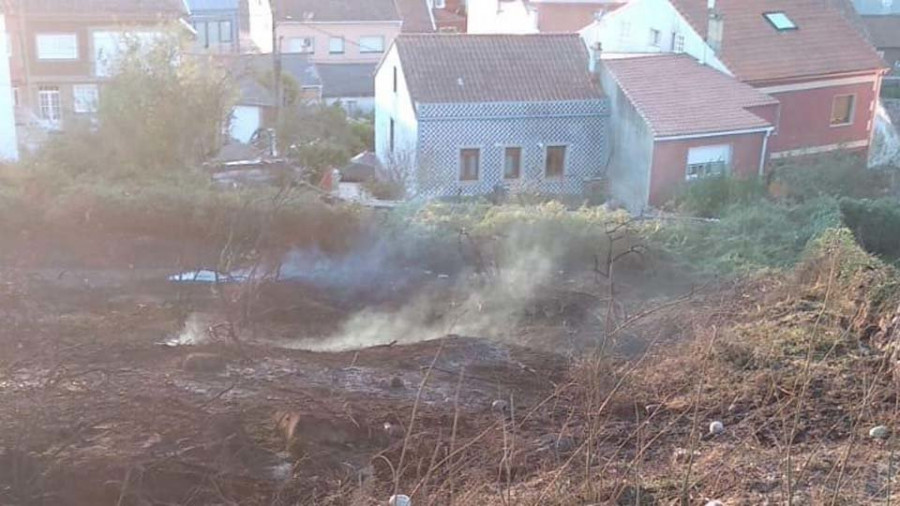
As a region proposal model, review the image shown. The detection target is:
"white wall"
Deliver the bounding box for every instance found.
[230,105,262,143]
[468,0,538,34]
[248,0,274,53]
[0,15,18,161]
[374,45,419,191]
[580,0,728,74]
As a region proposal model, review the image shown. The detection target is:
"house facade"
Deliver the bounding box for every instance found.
[469,0,622,34]
[582,0,889,161]
[186,0,242,53]
[599,54,777,210]
[431,0,467,32]
[375,34,609,198]
[5,0,188,150]
[0,12,18,161]
[275,0,401,62]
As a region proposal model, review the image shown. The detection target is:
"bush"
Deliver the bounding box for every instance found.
[772,152,889,201]
[839,198,900,260]
[672,174,768,218]
[649,197,842,273]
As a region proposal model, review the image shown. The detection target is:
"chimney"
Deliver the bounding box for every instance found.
[706,0,724,55]
[591,41,602,75]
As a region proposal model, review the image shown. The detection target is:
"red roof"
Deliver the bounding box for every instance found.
[602,54,777,137]
[534,2,626,33]
[669,0,886,84]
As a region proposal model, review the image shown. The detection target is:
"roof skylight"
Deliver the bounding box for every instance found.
[763,11,798,31]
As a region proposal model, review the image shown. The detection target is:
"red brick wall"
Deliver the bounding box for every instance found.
[764,78,879,156]
[648,132,767,206]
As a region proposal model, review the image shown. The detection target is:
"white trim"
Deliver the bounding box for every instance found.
[758,75,878,94]
[655,127,773,141]
[769,139,869,159]
[759,129,771,176]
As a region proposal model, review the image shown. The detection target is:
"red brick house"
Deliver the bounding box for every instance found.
[599,54,778,210]
[668,0,889,160]
[431,0,467,32]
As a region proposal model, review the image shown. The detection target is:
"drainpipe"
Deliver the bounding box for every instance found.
[758,127,774,177]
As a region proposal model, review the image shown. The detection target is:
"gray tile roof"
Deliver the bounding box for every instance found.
[395,0,435,32]
[232,53,322,106]
[22,0,188,14]
[317,63,377,98]
[395,34,602,104]
[276,0,400,22]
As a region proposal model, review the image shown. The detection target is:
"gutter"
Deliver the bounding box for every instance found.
[758,127,774,177]
[654,126,773,141]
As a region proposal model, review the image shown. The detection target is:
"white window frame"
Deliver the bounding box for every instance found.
[686,144,732,181]
[544,144,568,179]
[36,33,78,60]
[649,29,661,48]
[359,35,385,54]
[219,20,233,43]
[287,37,315,54]
[459,147,481,182]
[38,86,61,123]
[830,94,856,127]
[673,33,685,53]
[73,84,99,113]
[503,146,522,180]
[329,36,345,54]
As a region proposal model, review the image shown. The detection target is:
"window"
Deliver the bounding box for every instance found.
[194,21,209,46]
[73,84,99,113]
[38,86,61,122]
[36,33,78,60]
[219,20,233,43]
[672,33,685,53]
[763,12,797,31]
[389,118,395,152]
[686,145,731,181]
[545,145,566,178]
[649,29,661,47]
[359,36,385,54]
[434,0,446,7]
[393,67,398,92]
[287,37,315,54]
[329,37,345,54]
[460,148,480,181]
[830,94,855,126]
[504,147,521,179]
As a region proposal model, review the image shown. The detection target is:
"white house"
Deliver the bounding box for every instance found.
[467,0,538,34]
[579,0,727,73]
[374,34,609,198]
[0,13,18,161]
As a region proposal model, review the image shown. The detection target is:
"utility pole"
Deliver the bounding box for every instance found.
[271,0,282,156]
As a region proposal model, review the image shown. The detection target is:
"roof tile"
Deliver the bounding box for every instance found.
[602,54,777,137]
[395,33,603,103]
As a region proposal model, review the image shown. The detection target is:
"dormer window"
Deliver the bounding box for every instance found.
[763,12,797,31]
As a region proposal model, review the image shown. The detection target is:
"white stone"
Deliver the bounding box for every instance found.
[709,420,725,435]
[705,501,724,506]
[389,494,411,506]
[870,425,890,439]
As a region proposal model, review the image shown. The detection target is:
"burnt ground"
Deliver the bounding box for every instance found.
[0,234,702,506]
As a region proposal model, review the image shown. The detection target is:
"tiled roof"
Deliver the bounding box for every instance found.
[22,0,188,14]
[535,2,626,32]
[276,0,400,23]
[862,15,900,48]
[602,54,777,137]
[669,0,886,83]
[395,0,436,32]
[395,34,602,104]
[317,63,377,98]
[230,53,321,106]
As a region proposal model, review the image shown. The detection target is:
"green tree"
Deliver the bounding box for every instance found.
[277,103,374,182]
[98,30,237,174]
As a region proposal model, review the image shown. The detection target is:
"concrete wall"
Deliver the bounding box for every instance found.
[649,133,767,206]
[414,100,608,198]
[0,15,19,161]
[467,0,538,34]
[247,0,273,53]
[580,0,727,74]
[761,76,880,158]
[374,44,419,188]
[598,63,653,212]
[278,22,400,63]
